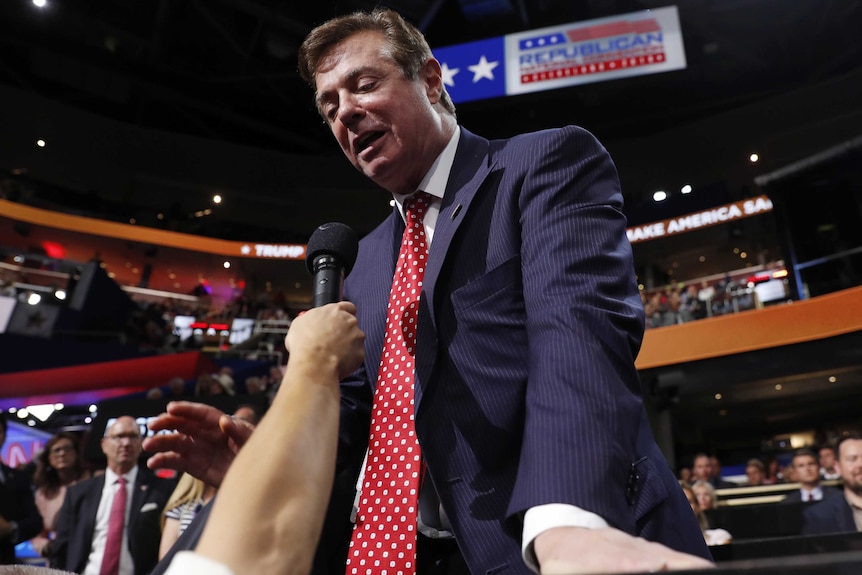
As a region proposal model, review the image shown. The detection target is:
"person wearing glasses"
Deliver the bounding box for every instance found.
[50,416,175,575]
[31,432,91,558]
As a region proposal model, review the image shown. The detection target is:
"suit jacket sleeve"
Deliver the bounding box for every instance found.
[507,126,647,528]
[49,482,75,569]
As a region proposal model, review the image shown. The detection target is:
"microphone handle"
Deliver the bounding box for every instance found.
[312,255,345,308]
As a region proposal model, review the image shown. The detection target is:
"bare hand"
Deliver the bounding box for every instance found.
[285,301,365,380]
[143,401,254,487]
[535,526,715,574]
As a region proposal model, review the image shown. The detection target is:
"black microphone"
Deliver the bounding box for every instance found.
[306,222,359,308]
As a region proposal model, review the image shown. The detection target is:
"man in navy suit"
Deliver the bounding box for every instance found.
[293,8,712,574]
[0,414,43,564]
[50,416,174,575]
[803,434,862,535]
[143,8,712,575]
[781,449,842,504]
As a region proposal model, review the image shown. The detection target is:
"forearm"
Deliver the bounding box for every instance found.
[196,356,341,575]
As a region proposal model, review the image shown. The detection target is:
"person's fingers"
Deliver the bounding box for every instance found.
[146,452,189,473]
[338,300,357,314]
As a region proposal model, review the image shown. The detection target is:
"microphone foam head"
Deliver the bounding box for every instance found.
[306,222,359,276]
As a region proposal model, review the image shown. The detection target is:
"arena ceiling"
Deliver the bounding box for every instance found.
[1,0,860,193]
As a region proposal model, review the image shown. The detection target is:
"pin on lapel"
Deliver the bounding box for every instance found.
[450,204,462,220]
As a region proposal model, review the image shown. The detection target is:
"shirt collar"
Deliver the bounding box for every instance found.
[105,465,138,487]
[393,126,460,218]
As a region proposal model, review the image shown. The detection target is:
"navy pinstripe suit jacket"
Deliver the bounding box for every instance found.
[340,126,711,574]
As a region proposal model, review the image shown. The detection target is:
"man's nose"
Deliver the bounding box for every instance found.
[336,93,364,128]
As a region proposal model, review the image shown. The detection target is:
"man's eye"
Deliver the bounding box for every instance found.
[358,81,376,92]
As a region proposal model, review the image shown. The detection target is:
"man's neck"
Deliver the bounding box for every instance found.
[109,463,136,477]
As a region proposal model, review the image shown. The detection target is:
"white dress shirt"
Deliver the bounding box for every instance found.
[84,466,138,575]
[164,551,235,575]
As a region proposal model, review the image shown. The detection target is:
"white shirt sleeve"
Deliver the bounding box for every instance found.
[163,551,236,575]
[521,504,610,573]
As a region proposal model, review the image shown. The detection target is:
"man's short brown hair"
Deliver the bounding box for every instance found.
[297,8,456,116]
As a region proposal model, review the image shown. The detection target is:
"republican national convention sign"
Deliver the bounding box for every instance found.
[433,6,686,104]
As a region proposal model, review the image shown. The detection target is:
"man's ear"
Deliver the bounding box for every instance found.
[421,58,444,105]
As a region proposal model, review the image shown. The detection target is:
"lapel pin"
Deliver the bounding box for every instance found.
[450,204,462,220]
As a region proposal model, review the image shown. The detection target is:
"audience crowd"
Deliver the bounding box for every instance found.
[2,398,859,570]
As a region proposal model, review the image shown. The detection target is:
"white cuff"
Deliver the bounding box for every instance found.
[163,551,237,575]
[521,504,610,573]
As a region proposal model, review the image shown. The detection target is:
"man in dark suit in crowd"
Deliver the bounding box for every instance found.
[51,416,174,575]
[803,434,862,535]
[781,449,842,504]
[0,413,43,564]
[143,7,713,575]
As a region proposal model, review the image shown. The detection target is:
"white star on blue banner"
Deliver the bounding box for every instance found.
[433,37,506,103]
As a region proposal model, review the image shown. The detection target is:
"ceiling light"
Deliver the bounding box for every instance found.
[828,376,837,383]
[749,153,759,163]
[714,393,722,400]
[27,404,56,422]
[27,293,41,305]
[213,194,223,204]
[35,138,46,147]
[653,191,667,202]
[680,184,692,194]
[774,384,782,391]
[223,261,231,269]
[32,0,47,7]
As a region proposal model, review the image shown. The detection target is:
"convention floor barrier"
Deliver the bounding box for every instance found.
[706,502,806,540]
[709,531,862,563]
[618,547,862,575]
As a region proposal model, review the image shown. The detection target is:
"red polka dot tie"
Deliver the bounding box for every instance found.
[346,192,431,575]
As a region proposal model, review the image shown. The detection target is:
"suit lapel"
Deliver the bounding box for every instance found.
[80,475,106,563]
[422,128,494,328]
[413,128,494,413]
[841,497,857,532]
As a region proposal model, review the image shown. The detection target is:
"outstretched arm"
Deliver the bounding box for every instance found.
[193,301,365,575]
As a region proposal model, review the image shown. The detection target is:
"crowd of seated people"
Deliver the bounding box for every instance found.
[1,400,860,569]
[0,372,275,568]
[641,274,763,329]
[672,440,862,547]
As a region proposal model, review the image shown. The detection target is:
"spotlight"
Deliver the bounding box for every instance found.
[653,191,667,202]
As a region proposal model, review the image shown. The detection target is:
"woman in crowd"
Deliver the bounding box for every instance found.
[31,432,91,556]
[692,479,718,512]
[159,473,218,559]
[682,484,732,546]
